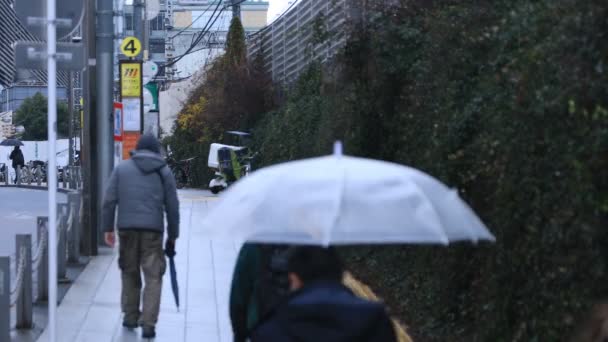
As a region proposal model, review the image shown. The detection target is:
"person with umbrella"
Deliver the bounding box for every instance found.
[9,145,25,183]
[102,134,180,339]
[204,142,495,340]
[251,245,397,341]
[229,242,291,342]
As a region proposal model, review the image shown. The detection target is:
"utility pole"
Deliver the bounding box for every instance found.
[96,0,115,244]
[45,0,58,339]
[232,0,241,19]
[68,71,74,166]
[134,0,144,49]
[82,0,98,255]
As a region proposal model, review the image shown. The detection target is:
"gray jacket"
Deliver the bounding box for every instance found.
[102,150,179,240]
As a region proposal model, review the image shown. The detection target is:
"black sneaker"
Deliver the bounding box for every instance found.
[142,325,156,339]
[122,320,139,329]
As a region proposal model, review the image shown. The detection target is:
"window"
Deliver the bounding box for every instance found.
[150,40,165,54]
[125,13,134,31]
[150,11,166,31]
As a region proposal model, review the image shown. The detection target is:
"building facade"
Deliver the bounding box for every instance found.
[0,110,14,140]
[165,0,269,79]
[0,84,68,113]
[158,1,269,136]
[247,0,366,83]
[1,0,70,115]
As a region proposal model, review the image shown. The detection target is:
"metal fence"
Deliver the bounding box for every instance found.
[1,164,83,190]
[0,190,81,340]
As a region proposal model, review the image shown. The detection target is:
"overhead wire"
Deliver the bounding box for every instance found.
[167,0,251,67]
[169,0,216,39]
[165,0,224,68]
[159,0,253,81]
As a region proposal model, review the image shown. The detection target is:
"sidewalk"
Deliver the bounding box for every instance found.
[36,190,239,342]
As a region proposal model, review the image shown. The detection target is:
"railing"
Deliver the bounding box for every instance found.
[0,191,82,340]
[1,165,83,190]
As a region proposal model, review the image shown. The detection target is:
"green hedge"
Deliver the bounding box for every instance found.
[250,0,608,340]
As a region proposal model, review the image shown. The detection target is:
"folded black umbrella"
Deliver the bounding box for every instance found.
[165,245,179,310]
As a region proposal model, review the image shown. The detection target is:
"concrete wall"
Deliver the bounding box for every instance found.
[242,10,267,29]
[174,11,193,27]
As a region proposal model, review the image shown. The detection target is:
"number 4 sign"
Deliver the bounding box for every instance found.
[120,36,142,57]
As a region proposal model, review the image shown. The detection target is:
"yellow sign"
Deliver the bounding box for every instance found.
[120,62,142,97]
[120,37,142,57]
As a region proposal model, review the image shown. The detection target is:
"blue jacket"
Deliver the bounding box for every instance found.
[251,281,397,342]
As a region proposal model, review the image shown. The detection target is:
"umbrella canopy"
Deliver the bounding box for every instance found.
[202,142,495,246]
[0,138,24,146]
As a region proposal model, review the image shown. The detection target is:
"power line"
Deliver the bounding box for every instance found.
[169,1,216,39]
[166,0,225,67]
[160,0,251,81]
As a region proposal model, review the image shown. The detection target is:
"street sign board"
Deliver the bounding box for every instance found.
[120,37,142,58]
[143,87,155,113]
[120,62,142,97]
[122,132,140,160]
[14,41,85,71]
[123,98,142,132]
[113,102,123,141]
[145,83,159,111]
[142,61,159,84]
[15,0,84,40]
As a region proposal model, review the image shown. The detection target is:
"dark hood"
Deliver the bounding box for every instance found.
[276,282,391,341]
[131,150,167,174]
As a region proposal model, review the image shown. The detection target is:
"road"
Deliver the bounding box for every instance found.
[0,187,67,257]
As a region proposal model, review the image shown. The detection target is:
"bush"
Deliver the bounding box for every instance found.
[250,0,608,340]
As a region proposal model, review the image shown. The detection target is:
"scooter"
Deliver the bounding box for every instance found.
[208,131,255,194]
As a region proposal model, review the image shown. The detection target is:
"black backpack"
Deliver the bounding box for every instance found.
[256,244,292,320]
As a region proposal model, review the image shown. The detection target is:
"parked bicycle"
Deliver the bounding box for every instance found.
[168,156,196,189]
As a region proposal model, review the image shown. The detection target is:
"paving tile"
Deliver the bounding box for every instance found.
[35,191,237,342]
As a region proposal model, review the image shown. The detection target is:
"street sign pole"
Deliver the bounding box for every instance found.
[46,0,58,341]
[96,0,115,245]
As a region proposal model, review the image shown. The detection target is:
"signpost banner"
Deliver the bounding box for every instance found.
[113,102,123,141]
[144,82,159,111]
[122,98,142,132]
[120,36,142,58]
[120,61,142,97]
[122,132,140,160]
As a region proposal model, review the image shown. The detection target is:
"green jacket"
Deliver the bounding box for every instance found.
[230,243,262,342]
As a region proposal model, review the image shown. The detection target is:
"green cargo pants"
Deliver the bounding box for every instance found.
[118,231,166,327]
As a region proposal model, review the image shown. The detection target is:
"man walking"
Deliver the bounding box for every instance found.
[103,134,179,339]
[9,146,24,183]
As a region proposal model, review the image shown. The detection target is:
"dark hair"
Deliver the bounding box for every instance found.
[286,246,344,284]
[570,302,608,342]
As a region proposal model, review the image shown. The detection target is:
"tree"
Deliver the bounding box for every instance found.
[167,15,274,186]
[13,93,70,140]
[224,16,247,68]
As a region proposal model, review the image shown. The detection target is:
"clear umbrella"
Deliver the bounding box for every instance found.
[202,142,495,246]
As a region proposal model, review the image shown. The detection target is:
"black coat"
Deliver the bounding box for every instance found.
[251,281,397,342]
[9,149,24,168]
